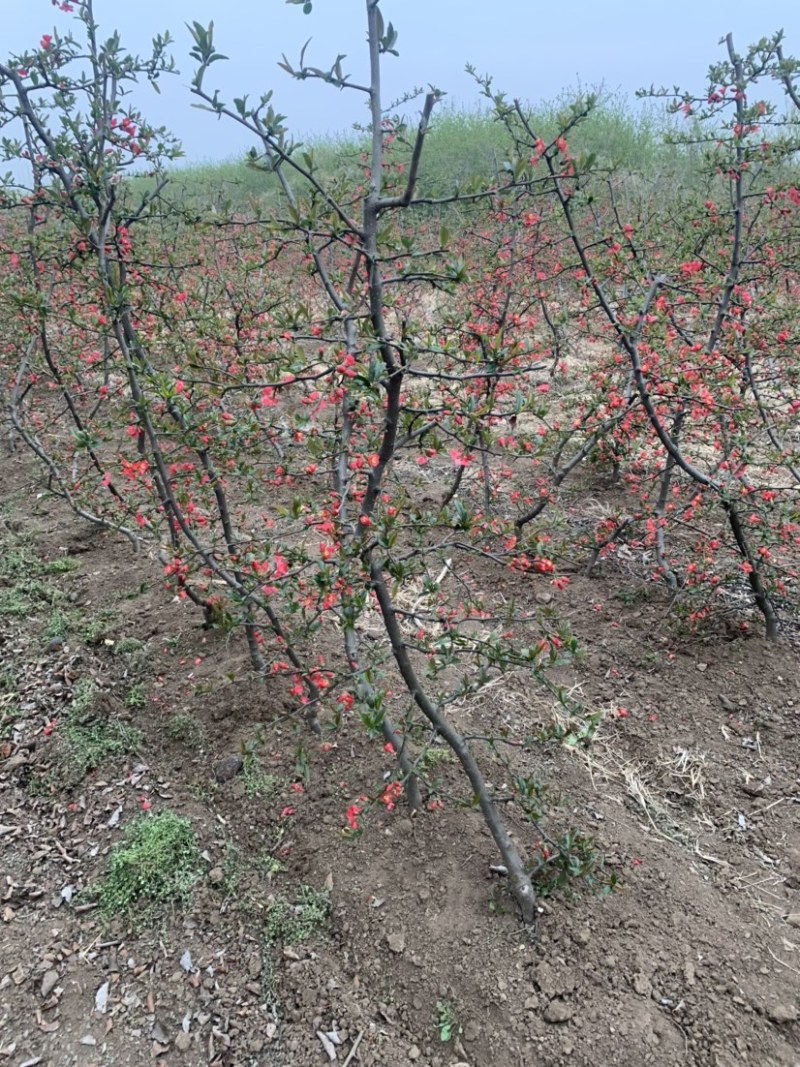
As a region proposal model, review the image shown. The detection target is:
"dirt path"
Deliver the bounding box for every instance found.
[1,445,799,1067]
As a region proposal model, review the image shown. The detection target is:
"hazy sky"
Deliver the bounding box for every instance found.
[5,1,800,163]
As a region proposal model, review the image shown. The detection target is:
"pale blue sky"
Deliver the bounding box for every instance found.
[5,1,799,162]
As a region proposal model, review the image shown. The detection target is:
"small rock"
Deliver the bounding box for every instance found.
[543,999,576,1024]
[463,1020,480,1043]
[79,1036,97,1047]
[47,638,64,652]
[174,1031,192,1053]
[94,980,109,1013]
[741,782,764,798]
[767,1003,798,1025]
[317,1031,337,1062]
[151,1021,169,1045]
[208,867,224,885]
[632,973,651,997]
[573,927,591,946]
[247,954,262,979]
[40,970,59,999]
[696,662,707,673]
[213,754,243,782]
[785,913,800,928]
[408,1046,421,1061]
[533,962,557,996]
[387,930,406,954]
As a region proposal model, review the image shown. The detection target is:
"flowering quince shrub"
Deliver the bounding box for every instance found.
[1,1,799,924]
[0,0,577,925]
[478,35,800,638]
[182,1,622,922]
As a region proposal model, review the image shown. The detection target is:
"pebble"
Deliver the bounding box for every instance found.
[767,1002,798,1025]
[632,973,652,997]
[174,1031,192,1052]
[213,755,243,782]
[463,1020,480,1042]
[543,999,576,1024]
[387,930,406,954]
[40,970,59,999]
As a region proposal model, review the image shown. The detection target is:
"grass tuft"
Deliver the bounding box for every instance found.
[98,811,202,919]
[60,680,143,783]
[264,884,330,946]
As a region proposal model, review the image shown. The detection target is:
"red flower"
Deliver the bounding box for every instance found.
[345,803,362,831]
[679,260,703,276]
[448,448,471,467]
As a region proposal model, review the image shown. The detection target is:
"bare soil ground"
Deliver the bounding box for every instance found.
[1,444,799,1067]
